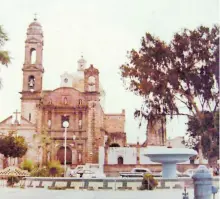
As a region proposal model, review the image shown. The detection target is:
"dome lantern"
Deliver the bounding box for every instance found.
[77,55,87,71]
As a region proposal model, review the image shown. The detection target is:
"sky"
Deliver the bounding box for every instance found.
[0,0,219,143]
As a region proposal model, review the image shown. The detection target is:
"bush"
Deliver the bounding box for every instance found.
[139,173,158,190]
[7,176,20,187]
[47,160,63,177]
[30,161,63,177]
[30,166,49,177]
[20,159,33,172]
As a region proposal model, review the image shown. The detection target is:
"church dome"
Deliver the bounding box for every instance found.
[27,18,43,36]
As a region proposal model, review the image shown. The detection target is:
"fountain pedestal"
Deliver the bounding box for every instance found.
[162,163,177,179]
[145,147,197,179]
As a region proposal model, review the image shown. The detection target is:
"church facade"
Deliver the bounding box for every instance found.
[0,19,126,166]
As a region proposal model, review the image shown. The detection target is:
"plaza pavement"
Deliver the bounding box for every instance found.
[1,187,218,199]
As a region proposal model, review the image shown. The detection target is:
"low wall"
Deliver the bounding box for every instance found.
[1,177,218,191]
[104,164,207,177]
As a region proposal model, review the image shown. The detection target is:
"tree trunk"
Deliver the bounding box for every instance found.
[3,157,8,169]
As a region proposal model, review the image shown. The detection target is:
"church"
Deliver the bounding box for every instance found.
[0,18,129,166]
[0,18,169,169]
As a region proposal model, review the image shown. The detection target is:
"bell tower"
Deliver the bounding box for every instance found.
[20,17,44,126]
[22,17,44,92]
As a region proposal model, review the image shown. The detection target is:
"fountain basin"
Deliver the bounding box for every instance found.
[145,147,197,179]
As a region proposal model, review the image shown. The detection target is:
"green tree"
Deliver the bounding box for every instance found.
[120,25,219,160]
[0,25,11,88]
[185,111,219,161]
[0,132,28,167]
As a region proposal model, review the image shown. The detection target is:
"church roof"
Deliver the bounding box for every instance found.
[0,115,35,126]
[27,18,43,36]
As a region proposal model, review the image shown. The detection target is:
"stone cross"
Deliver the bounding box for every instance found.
[13,109,21,125]
[34,13,37,21]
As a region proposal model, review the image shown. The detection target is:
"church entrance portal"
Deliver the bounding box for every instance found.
[57,146,72,165]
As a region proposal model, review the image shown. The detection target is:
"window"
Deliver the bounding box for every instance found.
[28,75,35,89]
[88,76,95,84]
[79,99,82,105]
[61,115,69,128]
[64,78,68,83]
[30,48,36,64]
[88,76,96,92]
[78,112,82,129]
[29,113,31,121]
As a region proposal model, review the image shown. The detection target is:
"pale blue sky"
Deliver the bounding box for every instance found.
[0,0,219,143]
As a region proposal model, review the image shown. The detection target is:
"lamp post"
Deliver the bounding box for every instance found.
[63,121,69,177]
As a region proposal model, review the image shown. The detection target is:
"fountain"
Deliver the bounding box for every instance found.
[145,146,197,179]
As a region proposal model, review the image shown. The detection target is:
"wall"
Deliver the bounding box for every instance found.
[107,147,137,164]
[104,113,125,133]
[105,147,187,165]
[104,164,207,177]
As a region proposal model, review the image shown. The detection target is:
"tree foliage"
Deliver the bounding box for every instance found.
[120,25,219,159]
[0,132,28,158]
[0,25,10,66]
[0,25,11,88]
[185,111,219,159]
[20,159,34,172]
[120,25,219,121]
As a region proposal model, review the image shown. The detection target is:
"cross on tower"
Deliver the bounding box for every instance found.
[34,13,38,21]
[13,109,21,125]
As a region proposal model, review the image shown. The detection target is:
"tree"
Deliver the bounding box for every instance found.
[0,25,11,88]
[33,129,52,166]
[0,132,28,167]
[0,25,10,65]
[185,111,219,161]
[120,25,219,160]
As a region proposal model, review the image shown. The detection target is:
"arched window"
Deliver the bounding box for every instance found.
[118,156,124,165]
[79,112,82,129]
[79,99,82,105]
[29,113,31,121]
[88,76,96,92]
[30,48,36,64]
[28,75,35,89]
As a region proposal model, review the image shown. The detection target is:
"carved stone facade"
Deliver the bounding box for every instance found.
[0,19,126,166]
